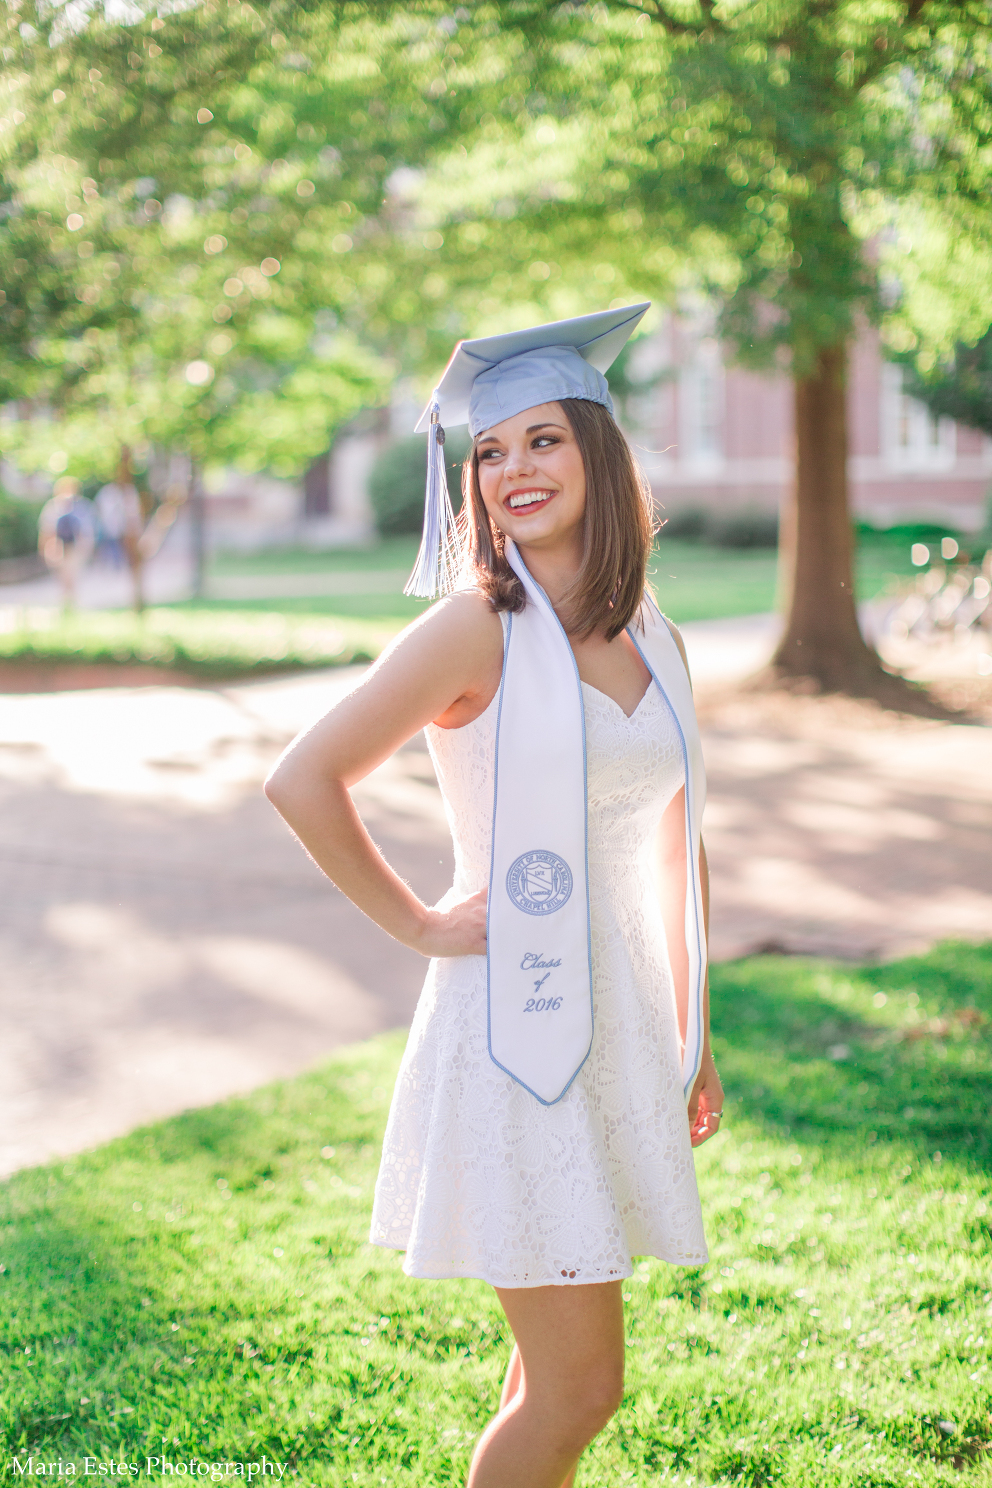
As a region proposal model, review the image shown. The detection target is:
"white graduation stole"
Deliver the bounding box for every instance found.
[486,542,708,1106]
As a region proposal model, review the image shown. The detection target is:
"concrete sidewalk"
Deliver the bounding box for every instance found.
[0,551,193,610]
[1,617,989,1177]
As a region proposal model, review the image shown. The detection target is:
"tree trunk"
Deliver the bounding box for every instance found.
[767,342,896,695]
[190,464,207,600]
[117,444,146,616]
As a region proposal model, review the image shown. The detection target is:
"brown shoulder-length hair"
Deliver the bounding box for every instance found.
[460,398,656,641]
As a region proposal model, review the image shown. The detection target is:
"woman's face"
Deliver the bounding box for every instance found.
[474,401,586,553]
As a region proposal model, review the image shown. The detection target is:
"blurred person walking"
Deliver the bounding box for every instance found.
[38,476,95,609]
[96,447,184,611]
[99,447,149,611]
[95,471,142,570]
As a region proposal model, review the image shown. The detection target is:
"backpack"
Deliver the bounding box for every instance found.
[55,510,81,545]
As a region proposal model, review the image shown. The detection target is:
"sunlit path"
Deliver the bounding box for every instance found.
[1,634,989,1177]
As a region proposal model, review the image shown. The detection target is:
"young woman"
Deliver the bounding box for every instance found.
[265,307,724,1488]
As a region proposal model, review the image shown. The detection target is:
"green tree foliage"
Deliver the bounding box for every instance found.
[0,2,458,481]
[0,490,41,559]
[364,0,992,696]
[387,1,992,364]
[897,328,992,439]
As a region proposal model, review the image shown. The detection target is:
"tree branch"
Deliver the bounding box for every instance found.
[643,3,705,37]
[602,0,698,26]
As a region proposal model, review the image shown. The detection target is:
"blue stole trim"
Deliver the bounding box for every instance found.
[486,545,707,1105]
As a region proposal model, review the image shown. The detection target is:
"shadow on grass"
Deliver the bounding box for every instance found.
[0,1042,403,1461]
[710,939,992,1167]
[2,947,991,1480]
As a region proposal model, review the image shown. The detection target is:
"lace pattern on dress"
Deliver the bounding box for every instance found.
[369,665,709,1287]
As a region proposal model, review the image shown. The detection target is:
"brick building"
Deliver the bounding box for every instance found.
[628,313,992,533]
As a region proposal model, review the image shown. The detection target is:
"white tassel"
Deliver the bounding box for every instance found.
[404,394,463,599]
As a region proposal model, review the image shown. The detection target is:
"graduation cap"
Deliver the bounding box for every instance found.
[405,301,651,599]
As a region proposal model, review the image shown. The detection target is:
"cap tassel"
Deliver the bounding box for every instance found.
[404,394,463,599]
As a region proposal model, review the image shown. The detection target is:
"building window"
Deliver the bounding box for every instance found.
[881,364,955,471]
[679,339,724,467]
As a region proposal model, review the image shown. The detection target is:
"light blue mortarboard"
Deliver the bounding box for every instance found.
[405,301,650,598]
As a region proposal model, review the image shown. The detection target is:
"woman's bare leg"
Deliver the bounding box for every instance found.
[498,1345,522,1412]
[468,1281,624,1488]
[497,1348,577,1488]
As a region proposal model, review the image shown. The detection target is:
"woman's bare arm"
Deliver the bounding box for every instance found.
[658,616,724,1144]
[656,796,723,1144]
[264,591,503,958]
[656,785,690,1042]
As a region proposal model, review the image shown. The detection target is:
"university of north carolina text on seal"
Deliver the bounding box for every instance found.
[505,850,573,916]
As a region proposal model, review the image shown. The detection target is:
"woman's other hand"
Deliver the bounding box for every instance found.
[688,1050,724,1147]
[415,888,488,958]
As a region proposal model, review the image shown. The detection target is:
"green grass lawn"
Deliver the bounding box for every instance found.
[0,534,945,677]
[2,941,990,1486]
[201,534,919,629]
[182,594,432,625]
[209,538,422,577]
[649,534,920,625]
[0,608,397,677]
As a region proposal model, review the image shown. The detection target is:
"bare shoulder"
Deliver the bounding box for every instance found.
[359,588,504,716]
[388,587,503,666]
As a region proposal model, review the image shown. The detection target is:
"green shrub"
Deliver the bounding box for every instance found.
[708,507,780,548]
[658,505,779,548]
[658,505,709,541]
[0,490,43,559]
[855,519,963,544]
[369,431,471,536]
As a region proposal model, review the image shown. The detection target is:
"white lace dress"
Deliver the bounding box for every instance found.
[369,676,708,1287]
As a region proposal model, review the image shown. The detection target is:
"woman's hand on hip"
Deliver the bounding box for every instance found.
[413,888,488,958]
[688,1050,724,1147]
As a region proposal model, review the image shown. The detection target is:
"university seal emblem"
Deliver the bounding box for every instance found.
[505,850,573,917]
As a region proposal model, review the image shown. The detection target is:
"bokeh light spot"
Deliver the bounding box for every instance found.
[185,361,214,386]
[197,108,213,124]
[260,258,281,276]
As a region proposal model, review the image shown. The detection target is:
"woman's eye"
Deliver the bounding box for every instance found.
[533,436,560,448]
[479,448,503,460]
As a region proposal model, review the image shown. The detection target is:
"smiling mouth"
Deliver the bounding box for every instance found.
[506,489,556,511]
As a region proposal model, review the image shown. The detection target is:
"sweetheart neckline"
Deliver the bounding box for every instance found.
[432,676,657,734]
[580,678,655,722]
